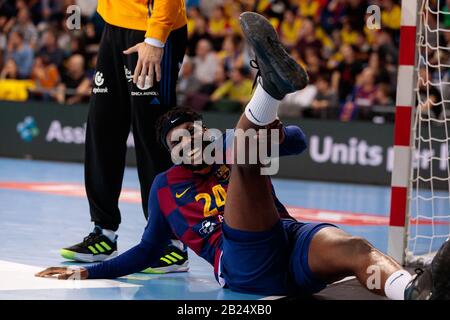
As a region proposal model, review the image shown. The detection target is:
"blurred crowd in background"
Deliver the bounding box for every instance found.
[0,0,449,122]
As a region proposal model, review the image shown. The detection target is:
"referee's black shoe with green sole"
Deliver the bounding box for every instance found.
[61,226,118,262]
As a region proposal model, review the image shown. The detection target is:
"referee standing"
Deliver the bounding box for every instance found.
[61,0,189,273]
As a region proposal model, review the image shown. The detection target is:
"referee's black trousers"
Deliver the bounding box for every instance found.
[85,23,187,231]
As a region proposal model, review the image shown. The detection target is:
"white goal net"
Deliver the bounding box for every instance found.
[406,0,450,265]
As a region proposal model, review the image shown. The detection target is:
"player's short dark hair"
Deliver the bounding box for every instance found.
[155,107,203,150]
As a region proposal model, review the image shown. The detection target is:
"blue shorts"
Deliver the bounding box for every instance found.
[219,219,337,295]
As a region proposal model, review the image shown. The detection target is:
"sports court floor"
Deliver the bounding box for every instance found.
[0,157,442,300]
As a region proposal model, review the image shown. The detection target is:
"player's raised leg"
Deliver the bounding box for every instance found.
[224,12,308,232]
[227,12,450,300]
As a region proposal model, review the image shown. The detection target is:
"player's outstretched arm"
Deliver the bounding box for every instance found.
[36,176,172,280]
[35,239,167,280]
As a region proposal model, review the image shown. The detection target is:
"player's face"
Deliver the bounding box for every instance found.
[166,122,210,169]
[166,122,193,152]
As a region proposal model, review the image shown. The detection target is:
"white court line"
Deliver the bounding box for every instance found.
[0,260,141,291]
[0,259,356,298]
[259,295,285,300]
[332,276,356,284]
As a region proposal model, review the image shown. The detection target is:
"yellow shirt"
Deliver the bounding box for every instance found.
[223,1,240,18]
[382,5,401,30]
[281,19,302,45]
[341,28,359,45]
[269,18,280,31]
[187,18,196,37]
[257,0,271,12]
[298,0,320,18]
[0,80,35,101]
[209,18,228,35]
[229,17,241,35]
[97,0,187,43]
[212,80,253,102]
[316,27,333,50]
[364,25,378,45]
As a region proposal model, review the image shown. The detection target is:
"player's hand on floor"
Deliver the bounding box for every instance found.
[123,42,164,89]
[35,266,88,280]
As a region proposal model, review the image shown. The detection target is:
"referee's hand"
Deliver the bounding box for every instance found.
[124,42,164,89]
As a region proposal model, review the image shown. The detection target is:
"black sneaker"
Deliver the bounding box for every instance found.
[60,226,118,262]
[239,11,309,101]
[405,238,450,300]
[141,240,189,274]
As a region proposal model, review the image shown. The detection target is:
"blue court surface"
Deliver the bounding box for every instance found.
[0,157,436,300]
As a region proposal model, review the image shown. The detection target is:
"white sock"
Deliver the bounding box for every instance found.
[101,229,117,242]
[244,83,280,126]
[384,269,413,300]
[171,239,185,251]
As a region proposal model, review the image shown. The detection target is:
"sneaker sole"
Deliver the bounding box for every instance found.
[60,249,118,262]
[431,239,450,299]
[239,12,308,94]
[140,261,189,274]
[432,238,450,271]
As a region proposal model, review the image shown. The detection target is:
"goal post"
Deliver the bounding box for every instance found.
[389,0,450,266]
[388,0,419,264]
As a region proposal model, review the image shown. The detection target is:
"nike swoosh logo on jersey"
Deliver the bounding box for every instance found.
[176,187,191,198]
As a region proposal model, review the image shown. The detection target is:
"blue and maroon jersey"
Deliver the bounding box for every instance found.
[152,162,295,277]
[86,126,307,281]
